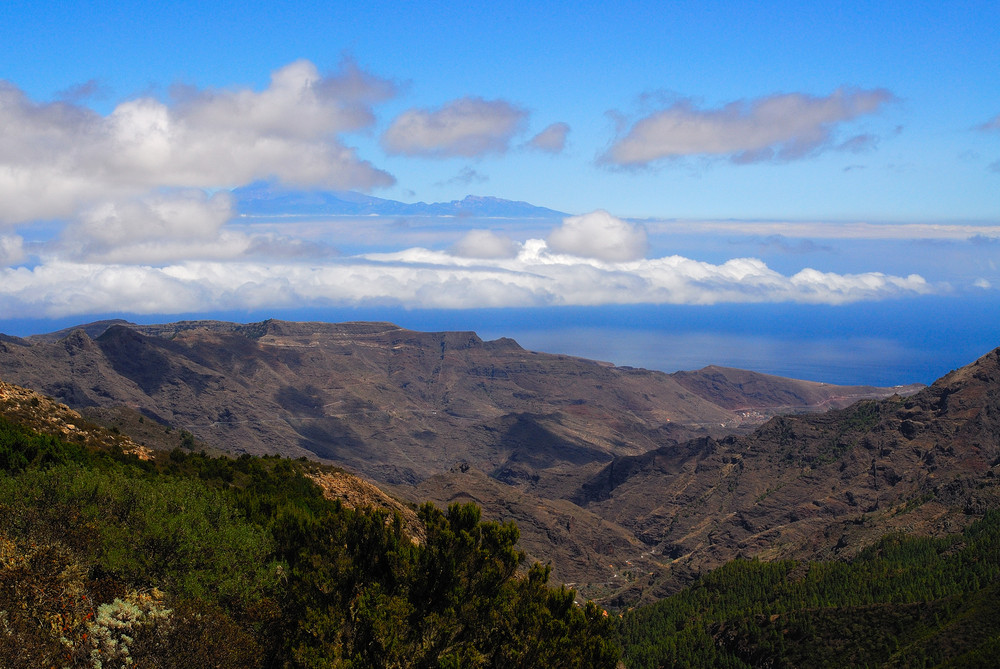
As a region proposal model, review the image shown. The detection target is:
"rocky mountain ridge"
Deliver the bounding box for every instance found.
[0,319,918,487]
[575,347,1000,603]
[4,318,959,600]
[231,182,568,218]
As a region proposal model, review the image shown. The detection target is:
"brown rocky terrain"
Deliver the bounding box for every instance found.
[0,318,927,597]
[392,462,646,593]
[0,379,153,460]
[0,319,916,487]
[574,347,1000,604]
[306,468,426,544]
[672,364,916,416]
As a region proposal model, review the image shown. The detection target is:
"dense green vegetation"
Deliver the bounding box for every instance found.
[6,403,1000,668]
[618,511,1000,667]
[0,414,619,667]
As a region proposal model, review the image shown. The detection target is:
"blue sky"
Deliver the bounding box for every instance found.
[1,1,999,384]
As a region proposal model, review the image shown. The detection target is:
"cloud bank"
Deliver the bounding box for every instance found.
[450,229,520,259]
[601,87,895,166]
[0,211,931,318]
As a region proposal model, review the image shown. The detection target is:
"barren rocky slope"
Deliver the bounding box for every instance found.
[0,319,914,489]
[576,348,1000,603]
[1,318,939,598]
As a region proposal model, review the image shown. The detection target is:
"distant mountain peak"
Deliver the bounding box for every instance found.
[231,182,568,218]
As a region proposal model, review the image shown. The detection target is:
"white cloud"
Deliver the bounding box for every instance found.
[601,87,895,166]
[450,229,520,259]
[61,230,261,266]
[50,189,342,265]
[57,190,249,264]
[527,122,569,153]
[381,97,528,158]
[0,59,395,225]
[546,210,648,261]
[73,190,232,246]
[170,59,389,141]
[0,235,25,266]
[0,262,210,316]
